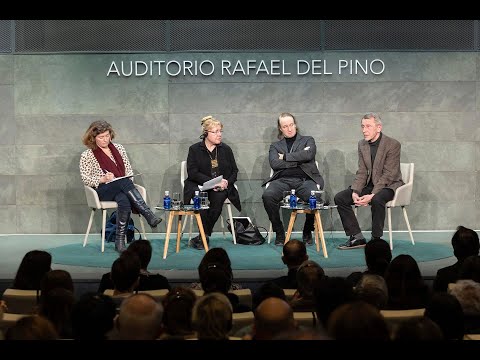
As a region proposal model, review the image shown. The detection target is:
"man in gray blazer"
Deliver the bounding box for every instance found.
[262,113,324,246]
[335,113,404,249]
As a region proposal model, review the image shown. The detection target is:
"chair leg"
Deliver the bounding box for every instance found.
[402,206,415,245]
[226,203,236,244]
[188,215,193,240]
[83,209,95,247]
[387,207,393,250]
[101,209,108,253]
[137,214,148,240]
[268,222,273,244]
[220,214,226,239]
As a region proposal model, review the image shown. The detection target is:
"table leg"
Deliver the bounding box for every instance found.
[176,215,183,253]
[285,211,297,244]
[194,213,209,252]
[314,211,328,258]
[163,211,175,259]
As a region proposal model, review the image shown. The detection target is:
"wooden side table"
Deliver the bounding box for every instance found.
[284,206,328,258]
[157,207,209,259]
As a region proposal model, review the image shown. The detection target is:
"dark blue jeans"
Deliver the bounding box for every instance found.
[96,178,136,212]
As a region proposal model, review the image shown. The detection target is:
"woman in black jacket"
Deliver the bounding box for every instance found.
[184,115,241,249]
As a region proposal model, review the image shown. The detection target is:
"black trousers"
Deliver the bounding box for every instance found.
[262,177,317,233]
[334,186,394,238]
[96,178,136,212]
[200,189,229,236]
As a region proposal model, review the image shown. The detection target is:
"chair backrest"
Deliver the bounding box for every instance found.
[293,311,317,329]
[192,289,252,309]
[400,163,414,185]
[283,288,297,302]
[231,311,254,335]
[2,289,39,314]
[0,313,29,333]
[387,163,414,207]
[181,160,188,191]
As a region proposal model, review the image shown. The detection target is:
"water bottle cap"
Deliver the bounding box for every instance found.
[165,191,169,196]
[291,189,295,194]
[195,191,199,195]
[311,190,315,195]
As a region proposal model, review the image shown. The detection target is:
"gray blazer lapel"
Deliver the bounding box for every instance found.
[289,134,303,153]
[360,141,372,170]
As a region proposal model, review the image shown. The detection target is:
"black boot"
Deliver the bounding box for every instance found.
[115,209,129,253]
[125,188,162,228]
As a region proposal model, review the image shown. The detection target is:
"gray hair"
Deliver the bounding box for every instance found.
[449,279,480,315]
[362,113,382,125]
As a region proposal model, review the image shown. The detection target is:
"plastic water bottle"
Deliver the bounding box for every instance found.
[289,189,297,209]
[193,191,201,210]
[309,190,317,210]
[163,191,171,210]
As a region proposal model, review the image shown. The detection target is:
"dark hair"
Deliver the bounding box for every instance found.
[111,251,141,292]
[458,255,480,283]
[39,270,74,306]
[252,282,287,310]
[162,287,197,336]
[364,238,392,276]
[424,292,464,340]
[126,240,152,270]
[71,292,117,340]
[282,239,307,267]
[452,225,479,260]
[82,120,116,149]
[13,250,52,290]
[198,247,234,281]
[5,315,58,340]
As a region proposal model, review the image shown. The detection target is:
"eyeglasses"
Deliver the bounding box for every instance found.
[208,130,223,135]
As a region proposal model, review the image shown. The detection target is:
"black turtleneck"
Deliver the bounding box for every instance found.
[367,132,382,187]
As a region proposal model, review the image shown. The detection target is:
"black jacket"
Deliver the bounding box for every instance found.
[183,141,241,211]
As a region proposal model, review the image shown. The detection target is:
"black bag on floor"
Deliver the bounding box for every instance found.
[105,211,140,244]
[227,217,267,245]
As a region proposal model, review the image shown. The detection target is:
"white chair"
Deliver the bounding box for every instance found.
[354,163,415,250]
[180,160,238,244]
[83,184,148,252]
[266,161,321,243]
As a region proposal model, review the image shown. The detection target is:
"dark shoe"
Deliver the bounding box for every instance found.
[275,231,285,246]
[370,236,383,241]
[189,235,209,250]
[125,188,162,228]
[338,236,367,250]
[302,230,313,245]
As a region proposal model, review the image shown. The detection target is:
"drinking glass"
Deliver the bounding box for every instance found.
[172,192,181,210]
[315,190,325,208]
[200,192,209,208]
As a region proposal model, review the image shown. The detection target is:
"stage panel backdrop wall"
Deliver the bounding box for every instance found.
[0,51,478,233]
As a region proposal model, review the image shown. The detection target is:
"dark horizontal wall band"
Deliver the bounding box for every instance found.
[1,20,479,53]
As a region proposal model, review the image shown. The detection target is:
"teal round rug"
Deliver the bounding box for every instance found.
[46,233,453,270]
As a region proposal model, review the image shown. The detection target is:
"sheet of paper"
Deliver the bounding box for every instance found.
[198,175,223,191]
[106,173,142,184]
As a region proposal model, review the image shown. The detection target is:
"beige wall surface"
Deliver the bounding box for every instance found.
[0,52,478,233]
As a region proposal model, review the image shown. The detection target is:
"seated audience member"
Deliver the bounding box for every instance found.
[346,238,392,287]
[192,292,233,340]
[112,293,164,340]
[199,261,250,313]
[249,297,296,340]
[289,260,325,312]
[384,254,431,310]
[235,282,288,338]
[424,292,465,340]
[160,286,197,340]
[39,269,74,300]
[313,276,356,332]
[458,255,480,283]
[269,239,308,289]
[37,287,75,339]
[433,225,479,292]
[109,252,141,309]
[448,279,480,334]
[354,274,389,310]
[5,315,58,340]
[327,301,390,340]
[393,317,444,341]
[190,247,242,290]
[11,250,52,291]
[98,240,170,293]
[71,292,117,340]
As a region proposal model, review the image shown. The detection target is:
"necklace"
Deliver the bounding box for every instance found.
[208,146,218,168]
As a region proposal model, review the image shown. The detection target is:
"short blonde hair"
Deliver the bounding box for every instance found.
[201,115,223,139]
